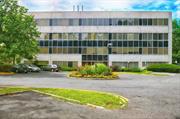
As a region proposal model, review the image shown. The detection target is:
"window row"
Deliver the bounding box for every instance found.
[111,41,168,47]
[39,47,79,54]
[52,61,78,67]
[82,55,108,61]
[39,47,168,55]
[36,18,168,26]
[39,40,168,47]
[111,48,168,54]
[82,47,108,55]
[39,33,168,41]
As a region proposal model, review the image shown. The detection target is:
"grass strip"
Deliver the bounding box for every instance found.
[0,87,128,109]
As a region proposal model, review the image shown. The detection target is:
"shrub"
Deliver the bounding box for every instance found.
[147,64,180,73]
[78,63,112,76]
[60,65,77,71]
[0,65,13,72]
[120,67,142,72]
[111,65,120,72]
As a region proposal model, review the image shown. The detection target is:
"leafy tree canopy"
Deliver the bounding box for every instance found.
[0,0,40,64]
[172,19,180,64]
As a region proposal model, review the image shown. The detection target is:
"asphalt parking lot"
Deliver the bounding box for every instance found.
[0,72,180,119]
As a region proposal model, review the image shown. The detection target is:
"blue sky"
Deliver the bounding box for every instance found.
[19,0,180,18]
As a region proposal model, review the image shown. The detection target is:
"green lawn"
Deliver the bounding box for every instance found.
[0,87,128,109]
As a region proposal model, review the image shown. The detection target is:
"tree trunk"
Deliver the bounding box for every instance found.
[13,56,16,65]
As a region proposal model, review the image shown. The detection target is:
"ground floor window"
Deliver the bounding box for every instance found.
[112,62,138,68]
[52,61,78,67]
[142,62,168,67]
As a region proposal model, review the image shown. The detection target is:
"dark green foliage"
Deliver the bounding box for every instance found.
[172,19,180,64]
[79,63,112,76]
[60,65,77,71]
[0,65,12,72]
[111,65,120,72]
[147,64,180,73]
[120,67,142,72]
[0,0,40,64]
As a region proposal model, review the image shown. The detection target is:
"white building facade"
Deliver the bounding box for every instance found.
[30,11,172,68]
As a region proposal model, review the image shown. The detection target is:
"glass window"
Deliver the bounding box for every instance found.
[92,19,97,26]
[157,19,164,25]
[143,33,148,40]
[52,19,61,26]
[123,41,128,47]
[36,19,49,26]
[164,33,168,40]
[60,19,69,26]
[153,41,158,47]
[116,48,123,54]
[164,19,168,25]
[158,48,164,54]
[153,48,158,54]
[148,33,152,40]
[122,48,128,54]
[148,19,152,25]
[127,19,134,25]
[142,19,148,25]
[127,34,135,40]
[158,33,163,40]
[82,33,88,40]
[62,33,68,40]
[164,48,168,54]
[148,41,153,47]
[123,19,128,25]
[148,48,153,54]
[104,19,109,25]
[58,48,63,53]
[142,48,148,54]
[103,33,109,40]
[134,19,139,25]
[39,33,49,40]
[123,34,127,40]
[153,34,158,40]
[117,19,122,25]
[139,19,142,25]
[39,41,44,46]
[112,48,117,54]
[143,41,147,47]
[39,47,49,54]
[134,41,138,47]
[69,19,79,26]
[152,19,157,25]
[52,33,59,39]
[53,41,58,46]
[112,33,117,40]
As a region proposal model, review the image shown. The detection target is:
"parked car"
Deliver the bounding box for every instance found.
[11,64,30,73]
[26,64,41,72]
[42,64,59,72]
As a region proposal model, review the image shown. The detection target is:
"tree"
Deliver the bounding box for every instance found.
[0,0,40,64]
[172,19,180,64]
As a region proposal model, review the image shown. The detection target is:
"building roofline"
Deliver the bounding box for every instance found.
[28,11,172,14]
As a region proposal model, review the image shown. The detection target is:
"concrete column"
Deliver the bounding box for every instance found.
[78,61,82,67]
[139,61,143,68]
[108,61,112,67]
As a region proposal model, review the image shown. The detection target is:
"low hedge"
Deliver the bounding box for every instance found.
[59,65,77,71]
[121,67,142,72]
[111,65,143,72]
[147,64,180,73]
[0,65,13,72]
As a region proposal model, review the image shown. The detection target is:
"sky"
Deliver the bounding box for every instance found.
[19,0,180,19]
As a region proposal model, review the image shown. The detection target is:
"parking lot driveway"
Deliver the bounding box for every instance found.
[0,91,121,119]
[0,72,180,119]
